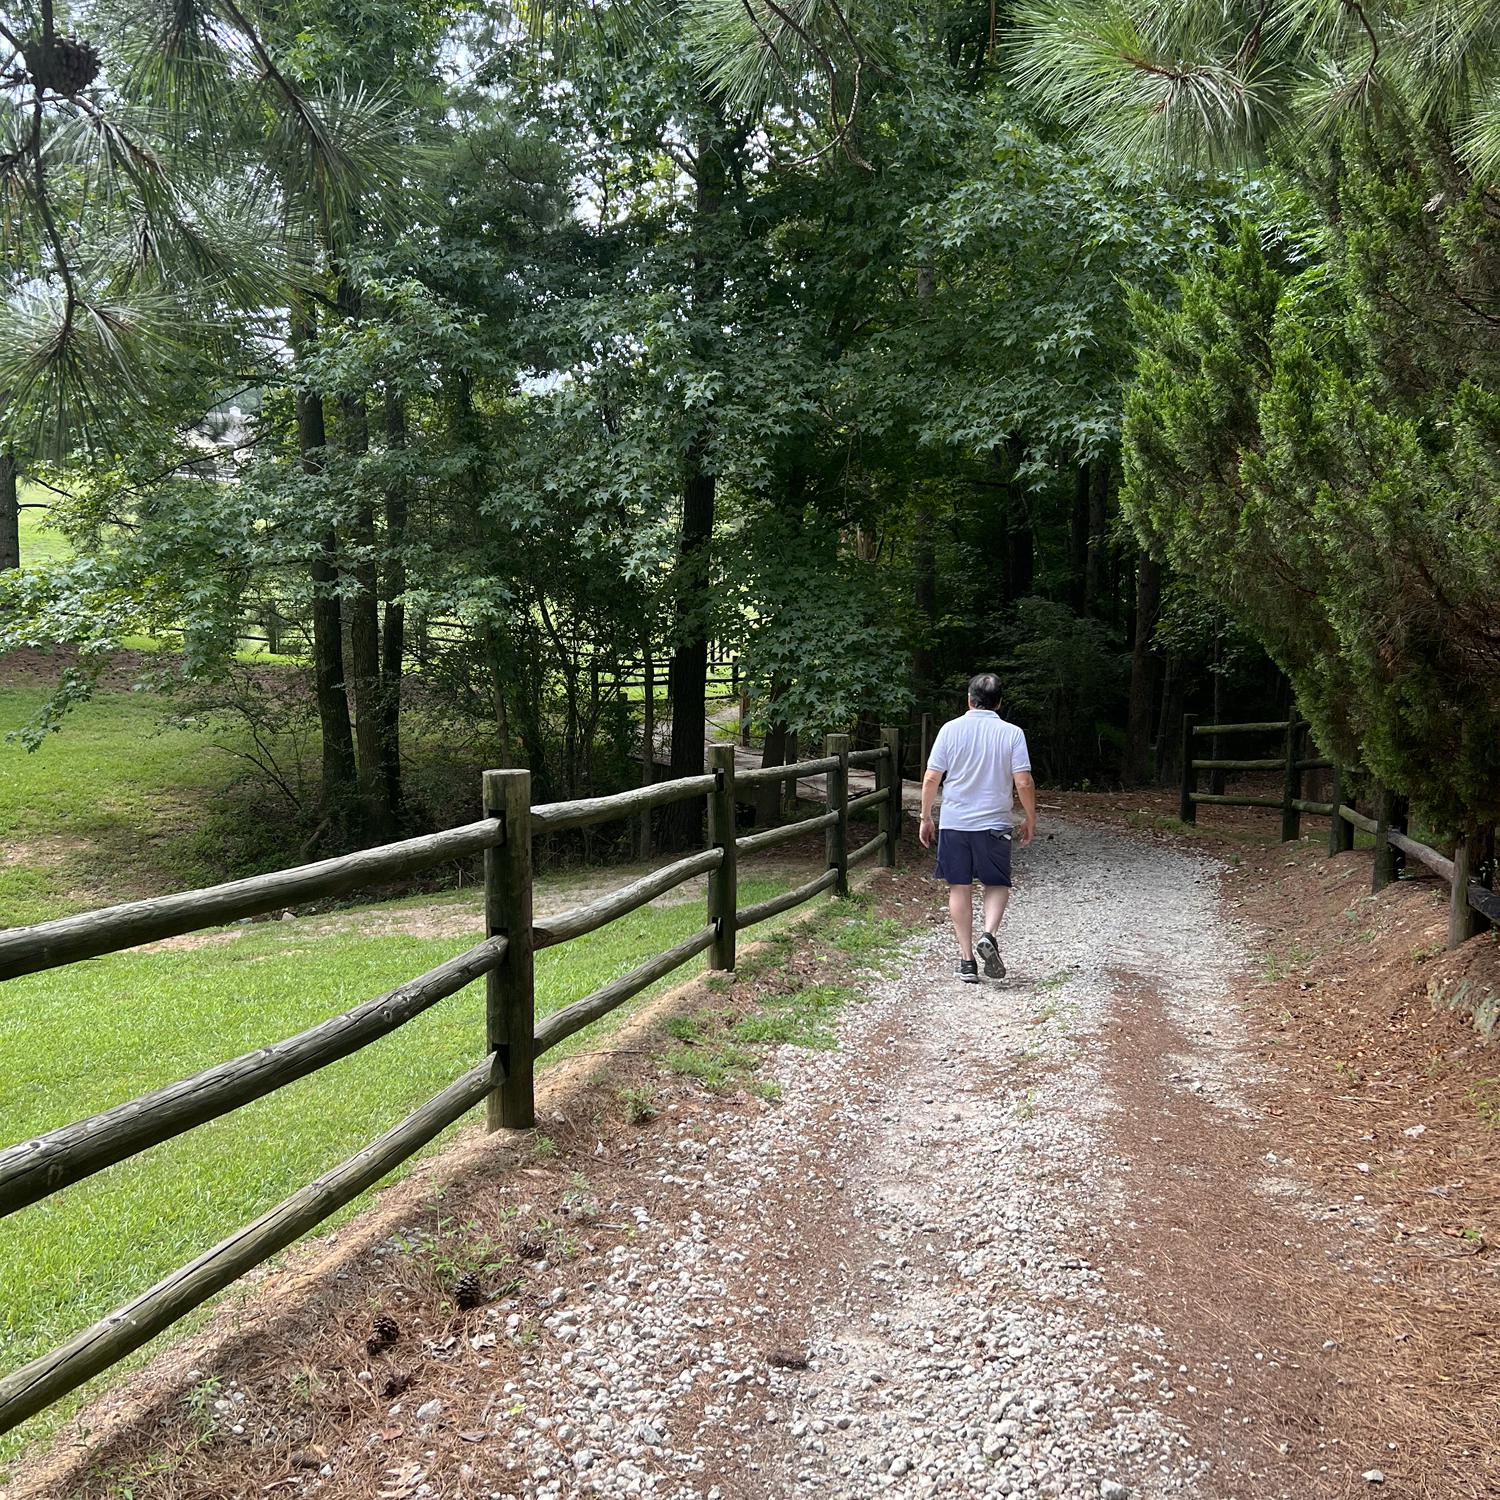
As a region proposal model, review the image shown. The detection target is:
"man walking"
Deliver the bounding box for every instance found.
[918,672,1036,983]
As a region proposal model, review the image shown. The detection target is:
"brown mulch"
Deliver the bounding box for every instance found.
[0,646,165,691]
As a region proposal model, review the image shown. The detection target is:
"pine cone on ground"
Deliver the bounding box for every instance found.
[366,1313,400,1354]
[453,1271,484,1310]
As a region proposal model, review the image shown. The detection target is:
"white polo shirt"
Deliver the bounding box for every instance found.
[927,710,1031,831]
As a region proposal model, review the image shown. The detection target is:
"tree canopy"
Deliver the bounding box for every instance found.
[2,0,1489,853]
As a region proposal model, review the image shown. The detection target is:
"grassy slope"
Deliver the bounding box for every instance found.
[0,688,242,925]
[15,486,69,567]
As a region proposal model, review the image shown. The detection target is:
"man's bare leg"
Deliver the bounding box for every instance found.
[948,884,974,960]
[981,885,1010,939]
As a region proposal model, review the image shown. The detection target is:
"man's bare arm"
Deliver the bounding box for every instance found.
[919,768,943,848]
[1014,770,1037,846]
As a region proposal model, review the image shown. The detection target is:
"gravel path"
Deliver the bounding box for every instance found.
[478,818,1254,1500]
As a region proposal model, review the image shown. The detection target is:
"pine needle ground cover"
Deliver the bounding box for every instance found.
[0,873,794,1466]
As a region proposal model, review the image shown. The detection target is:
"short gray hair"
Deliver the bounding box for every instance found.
[967,672,1002,710]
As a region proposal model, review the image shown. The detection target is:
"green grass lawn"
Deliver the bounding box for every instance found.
[15,486,70,568]
[0,870,797,1468]
[0,688,249,925]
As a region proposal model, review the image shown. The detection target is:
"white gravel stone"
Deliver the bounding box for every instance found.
[479,820,1253,1499]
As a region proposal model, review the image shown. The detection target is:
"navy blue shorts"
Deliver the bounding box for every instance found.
[934,827,1013,887]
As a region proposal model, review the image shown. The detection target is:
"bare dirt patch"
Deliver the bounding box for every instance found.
[127,849,830,956]
[0,647,164,692]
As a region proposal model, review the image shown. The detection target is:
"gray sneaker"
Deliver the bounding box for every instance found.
[975,931,1005,980]
[956,958,980,984]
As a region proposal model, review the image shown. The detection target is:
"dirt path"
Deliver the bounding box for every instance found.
[480,816,1284,1500]
[435,820,1476,1500]
[17,818,1494,1499]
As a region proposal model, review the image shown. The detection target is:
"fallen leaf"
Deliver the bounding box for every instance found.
[377,1460,427,1499]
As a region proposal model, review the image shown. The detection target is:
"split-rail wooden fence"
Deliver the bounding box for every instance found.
[1179,715,1499,950]
[0,730,904,1437]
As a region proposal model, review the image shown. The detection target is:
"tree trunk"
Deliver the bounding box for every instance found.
[911,265,938,711]
[1005,510,1033,603]
[378,391,407,819]
[1209,632,1226,794]
[996,443,1033,603]
[482,623,512,770]
[337,281,389,838]
[1083,457,1109,617]
[1125,554,1162,784]
[758,707,790,827]
[662,125,727,849]
[293,318,358,830]
[1068,464,1089,612]
[664,448,713,846]
[1155,650,1185,787]
[912,506,937,708]
[0,450,19,572]
[638,647,655,858]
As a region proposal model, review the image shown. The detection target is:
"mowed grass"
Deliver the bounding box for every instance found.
[0,871,794,1466]
[15,486,70,567]
[0,688,240,924]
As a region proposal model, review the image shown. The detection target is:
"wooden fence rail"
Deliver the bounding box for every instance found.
[1180,715,1495,953]
[0,728,904,1437]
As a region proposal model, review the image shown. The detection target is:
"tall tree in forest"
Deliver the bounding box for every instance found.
[1015,0,1500,826]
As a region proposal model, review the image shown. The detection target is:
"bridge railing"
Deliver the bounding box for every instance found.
[0,728,904,1436]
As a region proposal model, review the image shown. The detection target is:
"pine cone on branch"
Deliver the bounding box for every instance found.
[23,35,101,95]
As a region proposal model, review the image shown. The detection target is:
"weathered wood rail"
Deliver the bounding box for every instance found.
[0,728,904,1437]
[1179,714,1496,950]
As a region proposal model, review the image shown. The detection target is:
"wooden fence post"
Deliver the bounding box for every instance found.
[1372,785,1398,892]
[1280,720,1302,843]
[1178,714,1197,824]
[484,769,534,1131]
[1479,825,1496,936]
[826,732,849,897]
[1449,830,1478,950]
[1328,767,1354,856]
[880,725,902,867]
[920,713,933,776]
[708,744,737,971]
[738,686,750,747]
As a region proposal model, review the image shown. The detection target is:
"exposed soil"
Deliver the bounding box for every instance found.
[6,814,1498,1500]
[0,646,161,692]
